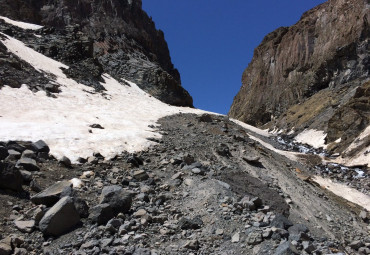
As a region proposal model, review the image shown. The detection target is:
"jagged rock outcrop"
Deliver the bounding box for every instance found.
[229,0,369,154]
[0,0,193,106]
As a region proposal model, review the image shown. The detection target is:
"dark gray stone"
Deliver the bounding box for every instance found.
[31,180,72,206]
[0,162,23,191]
[59,156,71,167]
[271,214,293,230]
[31,140,50,153]
[0,146,9,160]
[89,204,114,225]
[99,185,132,214]
[7,150,21,160]
[179,216,203,230]
[16,158,39,172]
[39,196,80,236]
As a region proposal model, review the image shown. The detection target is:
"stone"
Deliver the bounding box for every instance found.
[243,155,261,163]
[359,210,368,221]
[89,204,114,225]
[231,232,240,243]
[13,248,28,255]
[288,224,310,241]
[0,162,23,191]
[21,150,36,159]
[31,140,50,153]
[178,216,203,230]
[0,146,8,160]
[6,150,21,160]
[274,241,298,255]
[271,214,293,230]
[59,156,72,167]
[14,220,35,233]
[247,231,263,245]
[15,158,39,172]
[198,114,213,122]
[99,185,132,214]
[134,209,147,218]
[19,170,32,183]
[133,170,149,181]
[0,242,12,255]
[39,196,80,236]
[183,240,199,250]
[349,240,364,250]
[31,180,72,206]
[74,198,89,218]
[216,229,224,235]
[302,241,316,253]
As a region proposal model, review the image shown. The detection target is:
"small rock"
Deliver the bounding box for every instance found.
[349,240,364,250]
[0,242,12,255]
[231,232,240,243]
[31,140,50,153]
[59,156,72,168]
[21,150,36,159]
[216,229,224,235]
[247,231,263,245]
[271,214,293,230]
[302,241,316,253]
[183,240,199,250]
[133,170,149,181]
[198,114,213,122]
[6,150,21,160]
[359,211,368,221]
[99,185,132,214]
[16,158,39,172]
[14,220,35,233]
[179,216,203,230]
[19,170,32,183]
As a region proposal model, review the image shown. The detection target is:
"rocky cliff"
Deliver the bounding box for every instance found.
[0,0,193,106]
[229,0,369,156]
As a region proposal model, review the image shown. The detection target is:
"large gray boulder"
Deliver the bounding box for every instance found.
[31,180,72,206]
[99,185,132,214]
[0,162,23,191]
[39,196,80,236]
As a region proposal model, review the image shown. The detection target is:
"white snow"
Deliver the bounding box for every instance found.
[230,118,270,137]
[334,125,370,166]
[313,176,370,211]
[294,129,327,149]
[0,16,43,30]
[0,34,212,162]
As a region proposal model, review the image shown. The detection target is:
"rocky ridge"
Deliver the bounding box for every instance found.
[0,0,193,106]
[229,0,369,157]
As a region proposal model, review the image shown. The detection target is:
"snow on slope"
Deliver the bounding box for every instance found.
[0,33,212,162]
[294,129,327,149]
[0,16,43,30]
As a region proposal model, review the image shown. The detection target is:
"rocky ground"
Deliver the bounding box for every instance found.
[0,113,369,255]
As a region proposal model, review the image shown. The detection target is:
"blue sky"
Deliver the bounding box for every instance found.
[142,1,327,114]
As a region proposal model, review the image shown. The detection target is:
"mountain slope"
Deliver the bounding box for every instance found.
[229,0,369,165]
[0,0,193,106]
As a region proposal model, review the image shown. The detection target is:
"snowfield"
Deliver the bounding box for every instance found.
[0,33,212,162]
[0,16,43,30]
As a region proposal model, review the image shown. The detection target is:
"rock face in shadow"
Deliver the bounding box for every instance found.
[229,0,369,153]
[0,0,193,107]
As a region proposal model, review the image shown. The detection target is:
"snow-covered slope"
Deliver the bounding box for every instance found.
[0,16,43,30]
[0,33,210,162]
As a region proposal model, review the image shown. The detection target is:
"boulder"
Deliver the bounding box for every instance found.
[133,170,149,181]
[0,146,9,160]
[39,196,80,236]
[31,180,72,206]
[0,162,23,191]
[99,185,132,214]
[89,203,114,225]
[6,150,21,161]
[271,214,293,230]
[15,158,39,172]
[21,150,36,159]
[31,140,50,153]
[288,224,310,241]
[59,156,71,167]
[178,216,203,230]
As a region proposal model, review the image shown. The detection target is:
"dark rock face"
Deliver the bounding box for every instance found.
[229,0,369,153]
[0,0,193,107]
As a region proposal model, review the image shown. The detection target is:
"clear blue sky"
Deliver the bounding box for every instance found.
[142,1,327,114]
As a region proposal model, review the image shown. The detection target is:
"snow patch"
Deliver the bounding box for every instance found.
[0,34,212,162]
[230,119,270,137]
[0,16,43,30]
[313,176,370,211]
[334,125,370,166]
[295,129,327,149]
